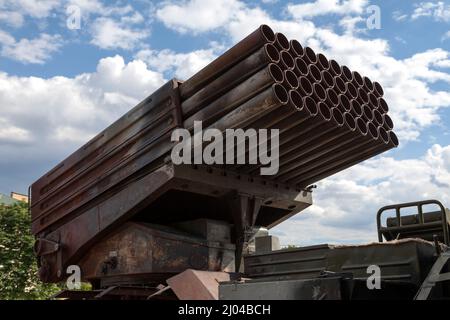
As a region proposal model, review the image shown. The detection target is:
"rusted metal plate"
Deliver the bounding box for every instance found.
[167,269,231,300]
[78,222,235,282]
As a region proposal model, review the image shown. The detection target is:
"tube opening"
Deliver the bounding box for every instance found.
[327,88,339,106]
[346,82,358,99]
[321,70,335,87]
[285,70,299,89]
[317,53,329,70]
[368,92,378,108]
[261,25,275,42]
[289,90,303,110]
[329,59,341,76]
[281,51,295,69]
[309,64,322,82]
[364,76,374,91]
[295,58,308,76]
[358,87,369,104]
[265,43,280,63]
[373,109,383,126]
[389,131,399,147]
[378,127,389,144]
[332,108,344,126]
[367,122,378,139]
[356,117,368,135]
[344,112,356,130]
[303,96,318,116]
[363,104,373,120]
[298,76,313,96]
[275,33,290,50]
[378,97,389,113]
[352,71,364,87]
[269,63,284,83]
[383,114,394,130]
[334,76,346,93]
[313,82,327,101]
[341,65,353,82]
[290,40,304,57]
[273,83,289,104]
[351,99,363,116]
[373,81,384,97]
[318,102,332,121]
[304,47,317,64]
[338,94,351,112]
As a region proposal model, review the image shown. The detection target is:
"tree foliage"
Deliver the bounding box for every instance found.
[0,202,60,299]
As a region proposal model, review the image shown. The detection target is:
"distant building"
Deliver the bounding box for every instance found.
[0,192,28,206]
[10,192,28,203]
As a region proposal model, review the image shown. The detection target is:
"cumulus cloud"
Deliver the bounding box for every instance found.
[156,0,244,33]
[135,46,219,79]
[0,30,62,64]
[411,1,450,21]
[274,144,450,245]
[0,55,165,192]
[90,17,149,50]
[287,0,369,19]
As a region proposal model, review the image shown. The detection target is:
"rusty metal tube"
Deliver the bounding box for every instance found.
[312,82,327,103]
[337,94,351,114]
[325,88,339,109]
[289,39,303,57]
[179,24,275,99]
[378,97,389,114]
[182,43,280,117]
[372,109,383,126]
[321,70,335,88]
[297,76,314,96]
[308,63,322,83]
[362,104,374,122]
[341,65,353,82]
[184,63,284,130]
[276,110,357,178]
[274,32,290,51]
[368,91,379,110]
[207,83,289,132]
[232,91,318,170]
[350,99,363,117]
[352,71,364,88]
[295,131,398,187]
[333,76,346,94]
[304,47,318,64]
[293,57,308,77]
[357,87,369,105]
[316,53,330,70]
[373,81,384,97]
[287,121,383,184]
[279,50,295,70]
[363,76,374,93]
[329,59,342,76]
[282,69,299,90]
[345,80,358,100]
[383,113,394,130]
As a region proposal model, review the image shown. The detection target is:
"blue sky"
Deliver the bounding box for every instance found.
[1,0,450,245]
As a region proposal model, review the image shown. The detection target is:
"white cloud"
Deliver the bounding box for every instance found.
[0,31,62,64]
[90,17,149,50]
[274,144,450,245]
[287,0,369,19]
[156,0,243,33]
[411,1,450,21]
[0,55,165,191]
[136,46,219,79]
[442,30,450,42]
[0,11,24,27]
[0,0,59,19]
